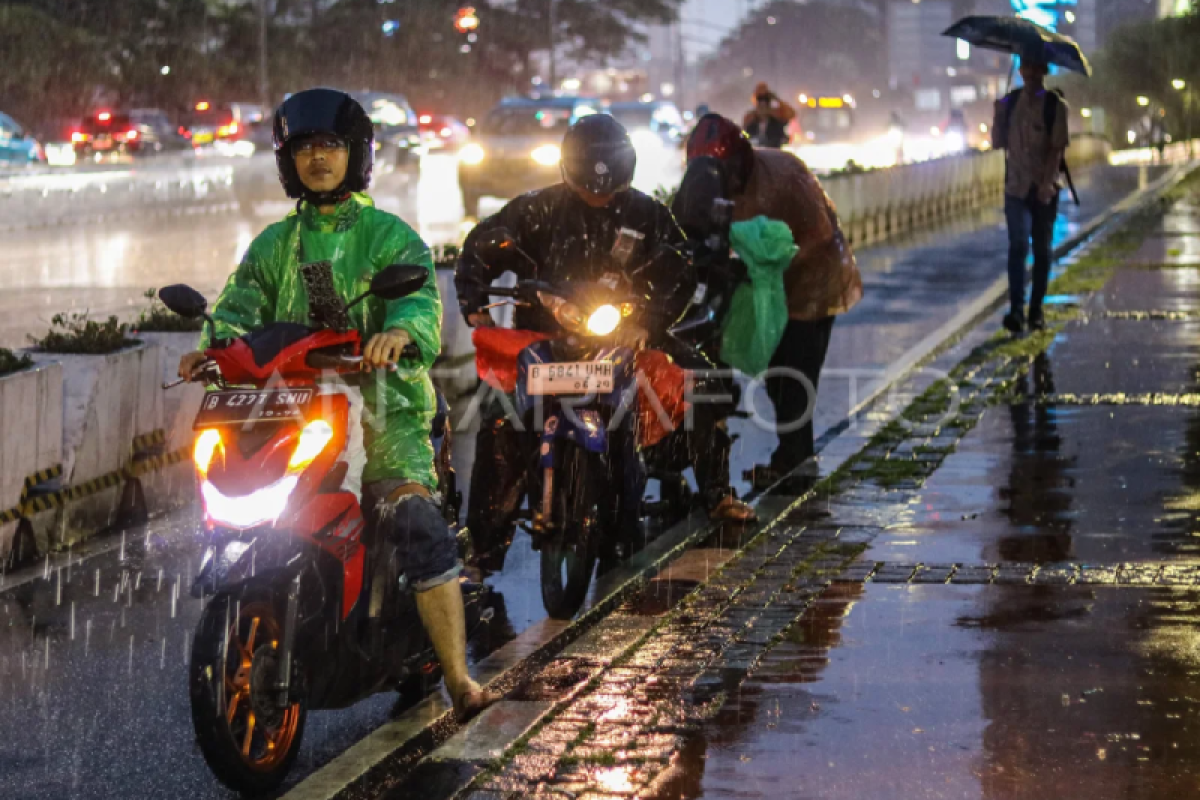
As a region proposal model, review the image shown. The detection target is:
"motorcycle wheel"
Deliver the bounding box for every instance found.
[540,445,601,620]
[189,586,307,795]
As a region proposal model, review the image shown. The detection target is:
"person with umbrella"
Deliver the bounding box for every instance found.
[943,16,1091,334]
[993,48,1069,333]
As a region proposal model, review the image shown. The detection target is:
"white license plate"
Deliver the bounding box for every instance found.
[527,362,615,395]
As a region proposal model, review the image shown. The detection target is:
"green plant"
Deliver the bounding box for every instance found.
[31,312,133,354]
[132,289,205,333]
[0,348,33,377]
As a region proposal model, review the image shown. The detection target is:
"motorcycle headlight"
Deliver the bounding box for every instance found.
[531,144,561,166]
[586,304,622,336]
[459,143,486,165]
[194,429,223,477]
[202,476,299,530]
[288,420,334,471]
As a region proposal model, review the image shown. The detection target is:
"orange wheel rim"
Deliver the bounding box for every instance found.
[221,601,301,771]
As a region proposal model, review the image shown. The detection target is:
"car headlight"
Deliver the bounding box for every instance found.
[586,304,622,336]
[288,419,334,471]
[459,143,486,165]
[202,476,300,530]
[194,429,223,478]
[531,144,561,166]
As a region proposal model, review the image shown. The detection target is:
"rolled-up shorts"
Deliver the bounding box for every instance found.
[364,480,461,592]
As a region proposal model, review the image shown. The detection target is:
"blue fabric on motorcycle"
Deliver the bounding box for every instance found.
[720,216,796,377]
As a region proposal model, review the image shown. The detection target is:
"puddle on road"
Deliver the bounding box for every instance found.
[869,351,1200,565]
[667,582,1200,800]
[1048,318,1200,396]
[1129,234,1200,267]
[1086,268,1200,314]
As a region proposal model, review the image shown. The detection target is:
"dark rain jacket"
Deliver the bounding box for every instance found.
[456,184,696,334]
[200,194,442,490]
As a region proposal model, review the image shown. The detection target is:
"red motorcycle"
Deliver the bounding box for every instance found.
[159,266,485,795]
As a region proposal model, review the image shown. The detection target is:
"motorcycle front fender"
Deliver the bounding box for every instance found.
[192,530,317,598]
[540,409,608,468]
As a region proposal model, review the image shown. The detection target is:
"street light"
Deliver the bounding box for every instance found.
[1137,96,1150,107]
[160,66,171,76]
[1080,108,1092,118]
[1173,79,1187,91]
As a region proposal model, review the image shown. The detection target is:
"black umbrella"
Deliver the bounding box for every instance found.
[942,15,1092,77]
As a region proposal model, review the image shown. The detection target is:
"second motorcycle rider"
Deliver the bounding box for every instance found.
[456,114,755,573]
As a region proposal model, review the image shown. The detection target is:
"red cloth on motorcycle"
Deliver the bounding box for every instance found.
[636,350,689,448]
[473,327,552,393]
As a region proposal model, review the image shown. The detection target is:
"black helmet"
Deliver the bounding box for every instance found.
[272,88,375,203]
[561,114,636,196]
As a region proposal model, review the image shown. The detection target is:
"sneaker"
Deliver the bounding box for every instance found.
[1028,309,1046,331]
[1002,313,1024,334]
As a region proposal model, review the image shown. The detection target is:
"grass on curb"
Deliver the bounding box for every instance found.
[0,348,33,378]
[30,312,135,355]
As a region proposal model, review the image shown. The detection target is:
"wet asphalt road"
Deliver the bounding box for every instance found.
[0,162,1172,799]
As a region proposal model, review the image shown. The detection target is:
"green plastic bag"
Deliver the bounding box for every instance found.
[721,216,796,377]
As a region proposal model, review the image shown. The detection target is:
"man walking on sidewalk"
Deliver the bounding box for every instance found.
[993,53,1069,334]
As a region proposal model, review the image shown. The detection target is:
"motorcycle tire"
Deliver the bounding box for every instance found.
[540,444,602,620]
[189,584,307,795]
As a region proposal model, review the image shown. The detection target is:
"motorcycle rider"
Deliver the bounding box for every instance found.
[177,88,494,721]
[679,114,862,486]
[456,113,754,573]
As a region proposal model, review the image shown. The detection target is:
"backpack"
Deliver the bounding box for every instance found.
[993,87,1077,204]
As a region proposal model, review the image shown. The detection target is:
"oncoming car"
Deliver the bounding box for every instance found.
[457,96,602,218]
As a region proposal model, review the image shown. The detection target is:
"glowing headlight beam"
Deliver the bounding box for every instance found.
[202,476,300,530]
[288,420,334,471]
[531,144,561,166]
[194,429,223,477]
[459,143,486,165]
[586,304,622,336]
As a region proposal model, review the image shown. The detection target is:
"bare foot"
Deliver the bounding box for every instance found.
[451,680,499,723]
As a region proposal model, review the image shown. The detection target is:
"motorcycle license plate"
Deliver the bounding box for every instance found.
[193,388,314,428]
[527,362,614,395]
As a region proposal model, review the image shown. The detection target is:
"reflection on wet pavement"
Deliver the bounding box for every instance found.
[689,581,1200,800]
[1087,268,1200,314]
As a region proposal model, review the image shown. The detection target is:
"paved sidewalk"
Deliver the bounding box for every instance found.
[377,171,1200,800]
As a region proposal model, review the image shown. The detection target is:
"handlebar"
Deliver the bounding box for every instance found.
[305,343,420,371]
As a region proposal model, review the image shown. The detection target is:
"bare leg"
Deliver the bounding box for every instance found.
[415,580,483,712]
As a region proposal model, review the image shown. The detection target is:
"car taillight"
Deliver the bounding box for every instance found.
[71,132,87,143]
[126,129,139,140]
[217,122,239,137]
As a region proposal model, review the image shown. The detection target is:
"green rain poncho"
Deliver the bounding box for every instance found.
[200,193,441,489]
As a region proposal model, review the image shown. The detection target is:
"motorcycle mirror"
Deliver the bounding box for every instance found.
[158,284,209,319]
[369,264,428,301]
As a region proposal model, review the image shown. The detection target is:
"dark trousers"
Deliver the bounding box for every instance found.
[1005,188,1058,320]
[765,316,836,470]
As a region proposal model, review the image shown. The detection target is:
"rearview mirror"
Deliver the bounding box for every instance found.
[370,264,428,301]
[159,284,208,319]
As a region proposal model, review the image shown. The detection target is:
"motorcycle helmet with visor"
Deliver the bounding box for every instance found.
[272,88,375,204]
[560,114,636,198]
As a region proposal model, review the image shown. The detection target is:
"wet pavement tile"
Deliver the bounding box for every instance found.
[866,401,1200,565]
[1047,318,1200,396]
[1086,267,1200,314]
[1127,234,1200,266]
[686,581,1200,800]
